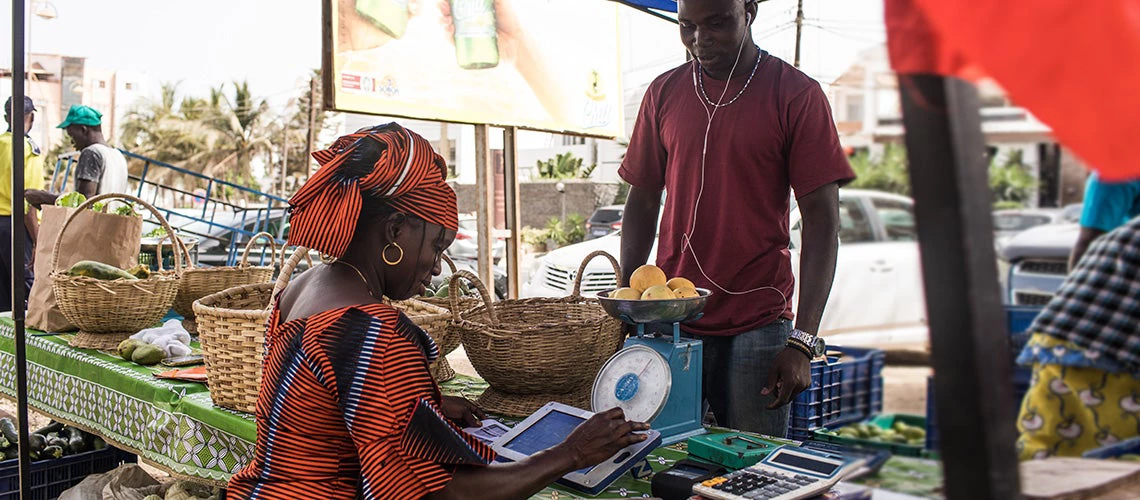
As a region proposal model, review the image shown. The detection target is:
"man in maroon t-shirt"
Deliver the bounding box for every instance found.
[620,0,854,436]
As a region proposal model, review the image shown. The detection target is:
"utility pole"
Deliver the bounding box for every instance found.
[306,76,318,173]
[793,0,804,68]
[280,121,289,197]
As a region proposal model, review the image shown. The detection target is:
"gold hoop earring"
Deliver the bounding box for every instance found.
[382,242,404,266]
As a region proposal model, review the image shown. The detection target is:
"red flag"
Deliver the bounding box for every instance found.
[885,0,1140,181]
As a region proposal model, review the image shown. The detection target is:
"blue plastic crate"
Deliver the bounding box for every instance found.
[0,447,135,500]
[925,375,1032,453]
[788,346,885,441]
[1083,436,1140,459]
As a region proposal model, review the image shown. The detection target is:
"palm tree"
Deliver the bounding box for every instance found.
[201,81,273,187]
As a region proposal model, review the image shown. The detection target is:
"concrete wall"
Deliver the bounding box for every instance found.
[453,181,621,229]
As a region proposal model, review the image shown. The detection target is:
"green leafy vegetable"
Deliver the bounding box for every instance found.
[55,192,86,208]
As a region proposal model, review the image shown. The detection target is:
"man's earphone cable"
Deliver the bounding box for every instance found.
[682,12,789,315]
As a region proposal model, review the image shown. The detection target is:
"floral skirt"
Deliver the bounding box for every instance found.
[1017,360,1140,460]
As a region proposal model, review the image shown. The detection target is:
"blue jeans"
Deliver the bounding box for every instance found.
[692,319,792,437]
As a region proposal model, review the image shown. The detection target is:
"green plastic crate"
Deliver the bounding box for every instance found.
[812,414,928,457]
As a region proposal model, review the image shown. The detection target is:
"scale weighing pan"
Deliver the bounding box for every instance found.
[597,288,711,324]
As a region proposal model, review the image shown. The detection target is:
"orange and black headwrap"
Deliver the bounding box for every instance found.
[287,123,458,259]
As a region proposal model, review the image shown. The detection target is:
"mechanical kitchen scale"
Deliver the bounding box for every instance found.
[594,288,711,445]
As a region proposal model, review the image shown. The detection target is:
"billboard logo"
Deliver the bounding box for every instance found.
[342,72,400,98]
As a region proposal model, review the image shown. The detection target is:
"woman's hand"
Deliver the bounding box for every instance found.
[554,408,651,470]
[441,396,486,428]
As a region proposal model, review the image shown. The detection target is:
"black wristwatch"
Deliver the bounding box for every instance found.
[788,328,826,359]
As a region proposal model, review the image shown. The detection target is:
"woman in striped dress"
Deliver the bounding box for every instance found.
[227,123,649,499]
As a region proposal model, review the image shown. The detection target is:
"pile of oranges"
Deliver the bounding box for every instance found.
[612,265,700,300]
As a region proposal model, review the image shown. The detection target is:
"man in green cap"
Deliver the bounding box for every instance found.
[25,105,129,207]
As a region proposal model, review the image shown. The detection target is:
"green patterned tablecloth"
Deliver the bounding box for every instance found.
[0,317,942,498]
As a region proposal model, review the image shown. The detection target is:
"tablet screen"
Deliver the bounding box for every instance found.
[502,410,586,456]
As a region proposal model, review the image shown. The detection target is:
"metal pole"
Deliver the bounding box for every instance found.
[793,0,804,68]
[11,1,34,496]
[502,127,521,299]
[280,120,289,197]
[474,124,494,291]
[898,74,1022,499]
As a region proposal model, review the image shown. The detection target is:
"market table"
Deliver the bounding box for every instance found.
[0,316,943,498]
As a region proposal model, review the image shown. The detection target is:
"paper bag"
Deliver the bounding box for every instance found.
[27,205,143,332]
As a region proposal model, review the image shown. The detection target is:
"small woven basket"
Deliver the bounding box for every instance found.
[389,298,457,382]
[50,194,183,350]
[174,232,277,334]
[192,247,310,414]
[448,251,625,417]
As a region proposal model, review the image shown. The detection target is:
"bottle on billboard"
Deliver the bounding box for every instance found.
[449,0,500,69]
[355,0,410,39]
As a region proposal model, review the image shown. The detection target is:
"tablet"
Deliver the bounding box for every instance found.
[492,402,662,495]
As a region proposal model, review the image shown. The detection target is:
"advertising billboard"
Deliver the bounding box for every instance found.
[325,0,625,138]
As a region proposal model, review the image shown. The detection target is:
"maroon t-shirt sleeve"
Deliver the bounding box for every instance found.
[619,86,668,191]
[785,84,856,198]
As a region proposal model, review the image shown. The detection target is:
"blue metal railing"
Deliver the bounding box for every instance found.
[49,149,295,267]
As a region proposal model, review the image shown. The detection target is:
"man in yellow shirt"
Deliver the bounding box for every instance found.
[0,96,45,312]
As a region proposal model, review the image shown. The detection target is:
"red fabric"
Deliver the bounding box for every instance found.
[885,0,1140,181]
[289,123,459,259]
[620,55,854,336]
[227,303,495,499]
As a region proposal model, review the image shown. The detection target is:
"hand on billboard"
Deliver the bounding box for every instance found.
[438,0,527,64]
[338,0,397,52]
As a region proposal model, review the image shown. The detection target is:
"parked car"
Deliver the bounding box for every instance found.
[446,215,506,264]
[999,222,1080,306]
[522,189,928,344]
[586,205,624,240]
[993,208,1065,250]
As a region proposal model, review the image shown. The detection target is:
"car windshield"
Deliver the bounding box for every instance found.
[994,213,1053,232]
[589,209,623,224]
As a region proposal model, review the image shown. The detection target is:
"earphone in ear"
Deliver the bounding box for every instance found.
[746,13,751,24]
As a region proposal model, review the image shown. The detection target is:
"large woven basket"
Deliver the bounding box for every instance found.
[389,298,457,382]
[420,254,479,314]
[174,232,277,334]
[449,251,625,417]
[50,194,183,350]
[192,247,309,414]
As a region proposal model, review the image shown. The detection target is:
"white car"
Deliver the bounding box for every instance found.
[521,189,928,345]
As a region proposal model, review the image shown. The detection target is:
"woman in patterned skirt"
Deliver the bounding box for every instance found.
[1016,215,1140,460]
[227,123,650,499]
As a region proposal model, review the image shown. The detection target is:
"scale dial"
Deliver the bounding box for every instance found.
[591,345,672,423]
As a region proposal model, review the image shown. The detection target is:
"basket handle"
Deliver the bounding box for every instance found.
[448,270,497,327]
[153,233,192,272]
[51,193,182,276]
[571,250,621,297]
[441,253,458,274]
[278,245,314,272]
[239,232,279,268]
[269,246,310,311]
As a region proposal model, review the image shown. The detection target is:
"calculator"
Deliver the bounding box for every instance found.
[691,445,854,500]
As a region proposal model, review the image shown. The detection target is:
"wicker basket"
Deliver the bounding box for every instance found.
[420,255,479,314]
[448,251,625,417]
[191,246,309,414]
[174,232,277,334]
[389,298,457,382]
[50,194,183,350]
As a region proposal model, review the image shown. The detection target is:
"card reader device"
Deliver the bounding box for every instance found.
[491,401,662,495]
